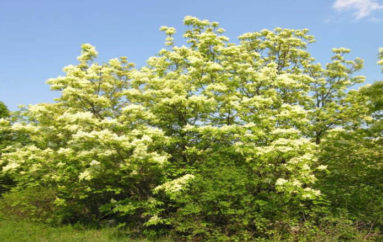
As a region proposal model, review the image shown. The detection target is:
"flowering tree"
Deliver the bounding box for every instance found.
[0,17,377,239]
[0,45,170,224]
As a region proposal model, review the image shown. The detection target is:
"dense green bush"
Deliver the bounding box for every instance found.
[0,186,57,223]
[317,82,383,231]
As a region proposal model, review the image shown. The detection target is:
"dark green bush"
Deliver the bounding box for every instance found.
[0,186,58,224]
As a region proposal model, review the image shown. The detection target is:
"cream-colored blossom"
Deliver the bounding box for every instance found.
[276,178,288,186]
[3,162,19,172]
[154,174,195,194]
[79,170,92,181]
[317,165,328,171]
[90,160,100,166]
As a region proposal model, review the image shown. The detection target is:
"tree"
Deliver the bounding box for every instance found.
[0,101,11,194]
[308,48,364,144]
[0,102,9,119]
[0,45,170,225]
[0,16,378,240]
[316,47,383,229]
[141,19,324,239]
[0,101,10,151]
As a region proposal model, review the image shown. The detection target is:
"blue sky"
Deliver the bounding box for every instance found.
[1,0,382,110]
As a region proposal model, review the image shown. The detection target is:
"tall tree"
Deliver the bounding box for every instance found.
[317,47,383,229]
[0,17,379,240]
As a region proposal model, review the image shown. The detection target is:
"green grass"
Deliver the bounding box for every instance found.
[0,218,381,241]
[0,219,157,242]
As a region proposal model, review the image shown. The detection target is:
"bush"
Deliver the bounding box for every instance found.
[0,186,58,224]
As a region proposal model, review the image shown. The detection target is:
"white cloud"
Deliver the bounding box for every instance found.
[333,0,383,19]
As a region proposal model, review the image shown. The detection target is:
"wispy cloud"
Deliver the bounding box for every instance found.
[333,0,383,19]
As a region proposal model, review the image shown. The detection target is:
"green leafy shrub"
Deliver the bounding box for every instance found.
[0,186,58,224]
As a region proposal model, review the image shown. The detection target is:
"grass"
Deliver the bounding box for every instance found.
[0,218,381,241]
[0,219,157,242]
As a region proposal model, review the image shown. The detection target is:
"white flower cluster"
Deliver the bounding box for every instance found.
[154,174,195,195]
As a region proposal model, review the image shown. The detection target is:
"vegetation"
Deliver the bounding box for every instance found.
[0,218,155,242]
[0,17,382,241]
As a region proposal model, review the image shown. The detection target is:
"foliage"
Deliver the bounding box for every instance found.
[0,219,161,242]
[1,218,381,242]
[0,46,169,225]
[0,16,382,240]
[0,102,17,194]
[316,48,383,230]
[0,102,9,119]
[0,186,58,223]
